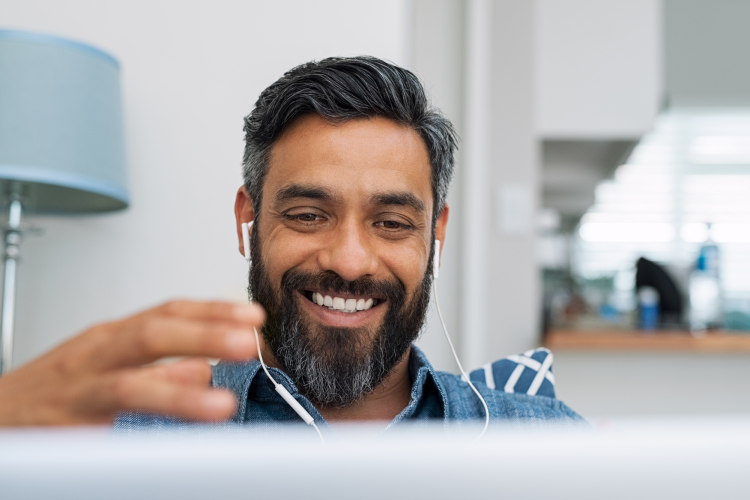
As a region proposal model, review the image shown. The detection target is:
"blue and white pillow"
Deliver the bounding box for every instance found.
[468,348,556,398]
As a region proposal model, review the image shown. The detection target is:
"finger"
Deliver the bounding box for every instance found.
[107,370,237,422]
[101,317,259,369]
[158,300,265,325]
[143,358,213,386]
[57,301,265,374]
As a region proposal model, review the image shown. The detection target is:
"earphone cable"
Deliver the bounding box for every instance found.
[253,325,324,444]
[432,280,489,441]
[245,220,323,444]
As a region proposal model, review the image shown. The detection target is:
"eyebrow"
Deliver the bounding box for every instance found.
[274,184,338,204]
[274,184,426,214]
[372,191,426,213]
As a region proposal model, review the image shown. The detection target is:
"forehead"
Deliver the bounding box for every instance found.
[264,115,433,210]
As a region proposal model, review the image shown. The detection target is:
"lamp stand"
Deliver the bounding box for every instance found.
[0,197,22,375]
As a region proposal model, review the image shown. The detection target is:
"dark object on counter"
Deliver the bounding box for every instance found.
[636,257,683,326]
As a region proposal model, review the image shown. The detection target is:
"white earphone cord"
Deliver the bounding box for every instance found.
[254,326,324,443]
[432,260,489,442]
[243,221,324,444]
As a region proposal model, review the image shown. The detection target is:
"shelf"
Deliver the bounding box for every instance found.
[544,329,750,353]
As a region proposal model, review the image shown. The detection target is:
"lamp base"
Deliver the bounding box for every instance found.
[0,197,22,375]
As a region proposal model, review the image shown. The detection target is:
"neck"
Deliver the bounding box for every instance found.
[259,343,413,423]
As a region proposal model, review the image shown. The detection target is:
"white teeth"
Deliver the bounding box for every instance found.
[311,293,376,313]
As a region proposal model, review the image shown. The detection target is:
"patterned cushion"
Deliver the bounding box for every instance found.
[468,348,556,398]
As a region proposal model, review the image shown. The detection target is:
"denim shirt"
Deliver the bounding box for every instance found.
[115,346,584,431]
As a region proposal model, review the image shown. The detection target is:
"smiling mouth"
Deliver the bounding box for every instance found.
[302,290,382,314]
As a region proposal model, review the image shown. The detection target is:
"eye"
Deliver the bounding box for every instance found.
[376,220,413,231]
[285,212,326,225]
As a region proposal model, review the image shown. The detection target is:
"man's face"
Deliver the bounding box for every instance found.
[236,114,448,407]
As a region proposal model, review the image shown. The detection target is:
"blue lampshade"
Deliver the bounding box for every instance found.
[0,30,128,213]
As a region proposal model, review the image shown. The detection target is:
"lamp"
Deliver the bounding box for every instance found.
[0,30,128,373]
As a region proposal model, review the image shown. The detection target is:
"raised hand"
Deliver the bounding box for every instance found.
[0,300,264,426]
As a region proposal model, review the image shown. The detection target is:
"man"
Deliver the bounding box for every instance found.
[0,56,582,428]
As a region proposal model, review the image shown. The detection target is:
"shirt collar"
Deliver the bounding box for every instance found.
[211,345,449,425]
[385,345,449,427]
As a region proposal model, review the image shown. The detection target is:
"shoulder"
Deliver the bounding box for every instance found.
[435,348,585,424]
[484,391,584,424]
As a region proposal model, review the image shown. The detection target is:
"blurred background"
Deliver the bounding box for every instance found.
[2,0,750,420]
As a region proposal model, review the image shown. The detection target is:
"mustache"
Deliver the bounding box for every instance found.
[280,269,406,302]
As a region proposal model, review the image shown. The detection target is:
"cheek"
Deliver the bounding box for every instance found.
[382,246,429,293]
[262,230,317,280]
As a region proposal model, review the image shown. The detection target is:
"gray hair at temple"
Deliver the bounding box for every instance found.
[241,56,458,223]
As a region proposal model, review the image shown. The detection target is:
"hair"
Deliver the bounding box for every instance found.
[242,56,458,222]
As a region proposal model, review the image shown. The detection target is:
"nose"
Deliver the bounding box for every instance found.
[317,220,378,281]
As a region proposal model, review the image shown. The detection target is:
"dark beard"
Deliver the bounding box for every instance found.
[248,232,432,408]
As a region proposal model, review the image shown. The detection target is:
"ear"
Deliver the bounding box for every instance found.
[434,203,449,261]
[234,186,255,258]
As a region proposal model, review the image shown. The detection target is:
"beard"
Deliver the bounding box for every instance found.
[248,232,433,409]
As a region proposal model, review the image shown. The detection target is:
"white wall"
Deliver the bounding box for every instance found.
[3,0,409,367]
[410,0,466,372]
[665,0,750,106]
[535,0,662,138]
[411,0,540,370]
[484,0,539,362]
[554,352,750,419]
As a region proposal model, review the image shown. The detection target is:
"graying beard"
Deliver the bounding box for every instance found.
[275,317,381,408]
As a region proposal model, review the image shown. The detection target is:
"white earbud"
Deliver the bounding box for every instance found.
[432,239,489,441]
[433,239,440,280]
[241,219,323,443]
[241,221,252,263]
